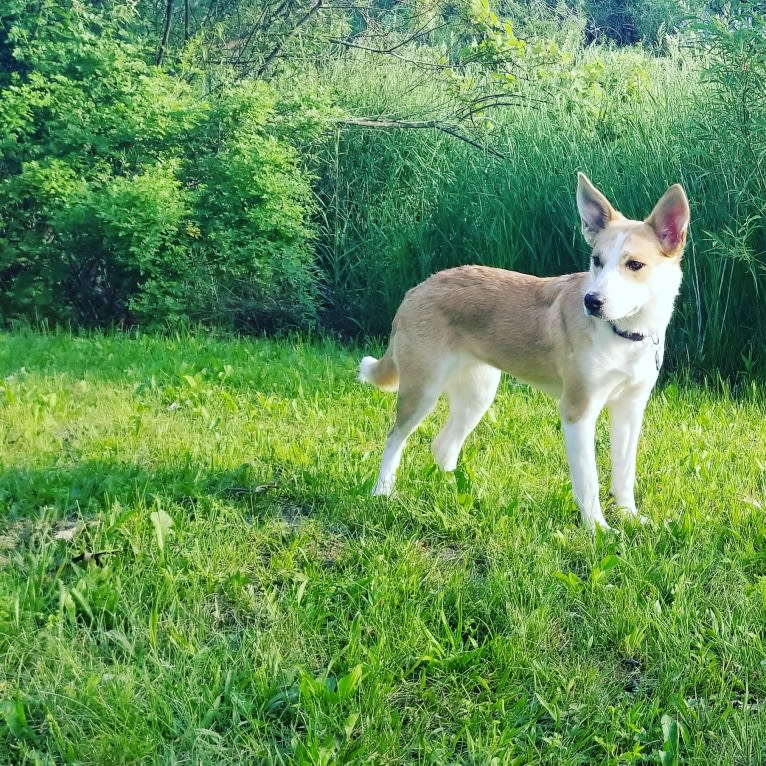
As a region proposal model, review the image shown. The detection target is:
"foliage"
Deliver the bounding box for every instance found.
[676,2,766,373]
[135,0,350,75]
[315,26,766,376]
[317,48,659,324]
[183,83,323,331]
[0,1,326,331]
[4,0,766,374]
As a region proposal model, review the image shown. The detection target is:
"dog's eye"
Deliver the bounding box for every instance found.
[625,260,644,272]
[592,256,602,268]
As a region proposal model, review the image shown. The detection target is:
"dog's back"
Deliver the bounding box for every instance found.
[364,265,587,396]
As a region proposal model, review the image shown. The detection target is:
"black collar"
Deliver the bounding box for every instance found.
[609,322,648,342]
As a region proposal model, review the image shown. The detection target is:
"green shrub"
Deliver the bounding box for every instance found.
[316,48,688,333]
[682,2,766,373]
[184,83,321,331]
[0,1,324,330]
[315,40,765,376]
[54,163,192,324]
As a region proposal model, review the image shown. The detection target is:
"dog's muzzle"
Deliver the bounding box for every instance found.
[584,292,605,317]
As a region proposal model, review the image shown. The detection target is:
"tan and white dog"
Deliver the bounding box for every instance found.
[359,173,690,530]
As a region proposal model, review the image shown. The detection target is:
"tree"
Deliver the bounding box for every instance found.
[132,0,551,155]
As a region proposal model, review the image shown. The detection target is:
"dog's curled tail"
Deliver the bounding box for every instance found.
[359,351,399,393]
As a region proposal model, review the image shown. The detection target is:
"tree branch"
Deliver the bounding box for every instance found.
[255,0,324,77]
[329,36,524,73]
[340,117,507,159]
[156,0,174,66]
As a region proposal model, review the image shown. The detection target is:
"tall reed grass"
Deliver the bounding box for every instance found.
[316,41,766,378]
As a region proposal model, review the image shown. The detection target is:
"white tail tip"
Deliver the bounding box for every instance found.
[359,355,398,392]
[358,356,379,385]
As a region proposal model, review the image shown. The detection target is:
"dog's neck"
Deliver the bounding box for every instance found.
[607,309,667,344]
[609,322,651,343]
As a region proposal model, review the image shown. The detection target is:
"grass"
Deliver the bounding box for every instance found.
[319,39,766,377]
[2,329,766,763]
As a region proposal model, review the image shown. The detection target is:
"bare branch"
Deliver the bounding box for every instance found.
[256,0,324,77]
[340,117,507,159]
[328,15,445,55]
[456,91,552,119]
[156,0,174,66]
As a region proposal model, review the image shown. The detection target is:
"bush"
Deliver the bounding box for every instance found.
[0,1,325,330]
[183,84,322,331]
[683,2,766,372]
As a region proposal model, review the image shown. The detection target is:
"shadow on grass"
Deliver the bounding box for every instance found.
[0,454,496,568]
[0,458,316,526]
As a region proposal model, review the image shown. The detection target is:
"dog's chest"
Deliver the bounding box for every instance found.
[585,335,662,398]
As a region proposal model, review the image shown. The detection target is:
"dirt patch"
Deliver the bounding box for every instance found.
[0,516,94,566]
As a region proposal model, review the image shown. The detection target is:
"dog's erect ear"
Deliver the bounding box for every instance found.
[577,172,616,245]
[645,184,690,257]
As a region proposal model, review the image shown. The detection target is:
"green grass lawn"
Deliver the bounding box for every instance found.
[2,330,766,764]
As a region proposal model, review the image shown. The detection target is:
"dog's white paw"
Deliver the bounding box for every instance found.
[614,505,650,525]
[584,515,616,534]
[372,480,394,497]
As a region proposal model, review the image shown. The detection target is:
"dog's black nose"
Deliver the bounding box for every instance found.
[584,292,605,314]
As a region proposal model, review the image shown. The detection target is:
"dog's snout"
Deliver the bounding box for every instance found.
[584,292,605,315]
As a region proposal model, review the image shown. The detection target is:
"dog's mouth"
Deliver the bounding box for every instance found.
[615,304,642,321]
[583,300,641,322]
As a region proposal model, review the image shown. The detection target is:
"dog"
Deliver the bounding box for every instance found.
[358,173,690,529]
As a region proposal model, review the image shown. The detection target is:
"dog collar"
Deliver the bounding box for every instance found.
[610,322,662,370]
[609,323,646,342]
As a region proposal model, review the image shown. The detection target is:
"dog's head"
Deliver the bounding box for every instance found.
[576,173,690,326]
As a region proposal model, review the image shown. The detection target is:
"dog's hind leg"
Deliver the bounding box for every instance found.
[432,363,501,472]
[372,371,445,496]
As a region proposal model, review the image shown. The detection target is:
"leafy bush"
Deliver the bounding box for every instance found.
[317,47,684,330]
[0,1,325,330]
[184,84,322,331]
[55,163,192,324]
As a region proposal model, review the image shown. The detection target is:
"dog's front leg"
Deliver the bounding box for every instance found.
[608,389,652,519]
[561,410,610,531]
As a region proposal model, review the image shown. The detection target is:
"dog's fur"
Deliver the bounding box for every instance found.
[358,173,690,529]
